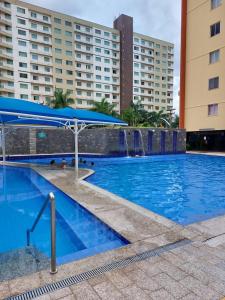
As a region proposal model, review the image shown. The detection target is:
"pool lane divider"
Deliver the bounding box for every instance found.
[5,238,191,300]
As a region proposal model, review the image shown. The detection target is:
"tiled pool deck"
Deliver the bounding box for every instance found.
[2,158,225,299]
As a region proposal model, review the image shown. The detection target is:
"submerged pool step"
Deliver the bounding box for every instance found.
[5,238,191,300]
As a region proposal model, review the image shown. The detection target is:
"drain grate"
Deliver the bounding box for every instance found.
[5,238,191,300]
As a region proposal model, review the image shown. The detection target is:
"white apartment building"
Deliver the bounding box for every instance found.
[0,0,174,113]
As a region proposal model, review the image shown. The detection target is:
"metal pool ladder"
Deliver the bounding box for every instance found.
[26,192,57,274]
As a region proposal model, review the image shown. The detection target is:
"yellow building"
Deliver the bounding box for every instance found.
[180,0,225,150]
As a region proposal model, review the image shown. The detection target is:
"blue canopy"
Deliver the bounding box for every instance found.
[0,97,127,127]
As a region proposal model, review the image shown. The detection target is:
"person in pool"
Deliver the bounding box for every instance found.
[50,159,56,168]
[60,158,67,169]
[71,158,75,167]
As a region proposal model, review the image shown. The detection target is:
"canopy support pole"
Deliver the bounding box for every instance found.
[2,125,6,164]
[74,119,79,180]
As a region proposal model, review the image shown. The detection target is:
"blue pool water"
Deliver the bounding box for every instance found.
[85,154,225,225]
[0,166,127,263]
[16,154,225,225]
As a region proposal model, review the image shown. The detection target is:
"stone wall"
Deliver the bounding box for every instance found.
[4,127,186,156]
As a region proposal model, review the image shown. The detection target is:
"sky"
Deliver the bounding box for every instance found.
[25,0,181,113]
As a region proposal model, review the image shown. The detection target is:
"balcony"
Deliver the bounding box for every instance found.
[0,27,12,37]
[0,83,14,93]
[0,15,11,26]
[0,5,11,14]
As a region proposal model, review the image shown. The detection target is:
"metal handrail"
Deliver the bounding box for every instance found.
[26,192,57,274]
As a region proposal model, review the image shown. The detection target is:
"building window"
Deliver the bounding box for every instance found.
[18,29,26,36]
[32,43,38,49]
[54,28,61,34]
[43,26,49,32]
[65,20,72,27]
[43,15,49,22]
[209,49,220,64]
[54,17,61,24]
[210,22,220,37]
[17,7,25,14]
[20,83,28,89]
[208,77,219,89]
[4,2,11,8]
[31,12,37,18]
[20,94,28,99]
[56,68,62,74]
[19,51,27,57]
[31,33,37,39]
[20,73,27,78]
[18,40,26,47]
[32,54,38,60]
[55,38,61,44]
[66,60,73,65]
[66,50,72,56]
[43,36,49,42]
[55,48,62,54]
[211,0,222,9]
[44,56,50,62]
[17,18,26,25]
[19,62,27,68]
[208,104,218,116]
[32,65,38,70]
[65,31,72,37]
[65,41,72,47]
[55,58,62,64]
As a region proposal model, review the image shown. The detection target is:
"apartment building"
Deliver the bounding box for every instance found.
[180,0,225,150]
[0,0,174,113]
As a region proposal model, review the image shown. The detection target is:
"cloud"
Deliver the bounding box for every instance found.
[25,0,181,113]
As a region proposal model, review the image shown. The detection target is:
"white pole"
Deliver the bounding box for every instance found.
[74,119,79,180]
[2,125,6,164]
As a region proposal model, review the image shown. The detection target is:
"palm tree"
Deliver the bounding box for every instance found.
[148,110,170,127]
[47,90,75,108]
[171,114,179,128]
[121,101,144,126]
[92,98,117,116]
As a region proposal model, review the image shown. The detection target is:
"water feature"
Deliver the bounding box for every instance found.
[147,130,153,155]
[160,131,166,154]
[124,130,129,157]
[138,130,145,156]
[119,130,129,157]
[173,131,178,153]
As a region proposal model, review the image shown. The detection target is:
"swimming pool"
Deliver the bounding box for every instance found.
[15,154,225,225]
[85,154,225,225]
[0,165,127,264]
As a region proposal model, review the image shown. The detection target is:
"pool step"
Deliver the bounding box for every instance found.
[57,239,125,265]
[0,246,49,282]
